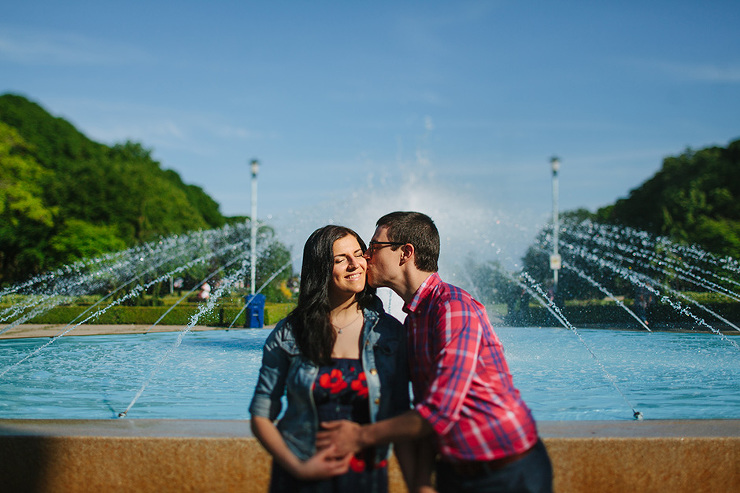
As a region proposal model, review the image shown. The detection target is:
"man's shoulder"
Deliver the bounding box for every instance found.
[429,277,474,305]
[412,273,478,316]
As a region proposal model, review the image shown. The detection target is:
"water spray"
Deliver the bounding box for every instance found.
[518,271,643,420]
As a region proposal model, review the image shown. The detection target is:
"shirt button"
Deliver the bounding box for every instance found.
[374,398,380,405]
[370,368,378,375]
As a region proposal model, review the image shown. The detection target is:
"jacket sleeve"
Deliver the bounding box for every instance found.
[248,324,290,421]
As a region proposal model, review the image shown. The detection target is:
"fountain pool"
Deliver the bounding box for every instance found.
[2,178,739,425]
[1,326,737,421]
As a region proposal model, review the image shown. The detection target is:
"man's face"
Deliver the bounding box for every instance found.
[364,226,402,288]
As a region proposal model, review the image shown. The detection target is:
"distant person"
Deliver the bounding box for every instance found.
[197,282,211,300]
[634,288,653,326]
[318,212,553,493]
[249,225,412,493]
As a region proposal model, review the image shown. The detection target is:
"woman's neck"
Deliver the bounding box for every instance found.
[329,295,363,358]
[329,295,360,319]
[329,291,359,313]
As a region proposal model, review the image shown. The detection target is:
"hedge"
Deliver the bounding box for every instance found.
[523,302,740,330]
[15,302,296,327]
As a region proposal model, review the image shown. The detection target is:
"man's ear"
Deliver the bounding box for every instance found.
[399,243,414,266]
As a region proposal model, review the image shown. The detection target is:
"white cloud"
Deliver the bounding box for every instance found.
[0,26,151,66]
[211,123,268,141]
[424,115,435,131]
[670,63,740,83]
[44,97,267,163]
[630,58,740,83]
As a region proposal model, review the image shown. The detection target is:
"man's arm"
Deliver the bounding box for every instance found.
[316,409,434,456]
[396,435,436,493]
[414,298,483,438]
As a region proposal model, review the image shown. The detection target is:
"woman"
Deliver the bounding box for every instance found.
[249,225,410,493]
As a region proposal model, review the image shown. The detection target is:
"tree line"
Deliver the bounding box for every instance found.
[0,94,231,285]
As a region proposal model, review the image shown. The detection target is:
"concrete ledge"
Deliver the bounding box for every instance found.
[1,420,738,492]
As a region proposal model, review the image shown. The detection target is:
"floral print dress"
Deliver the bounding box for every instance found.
[269,358,388,493]
[313,358,388,492]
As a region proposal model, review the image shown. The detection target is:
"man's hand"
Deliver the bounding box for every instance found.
[316,420,364,456]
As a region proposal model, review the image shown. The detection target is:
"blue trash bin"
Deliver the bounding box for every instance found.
[244,294,266,328]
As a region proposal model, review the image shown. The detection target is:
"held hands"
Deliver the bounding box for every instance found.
[291,444,352,481]
[315,420,363,457]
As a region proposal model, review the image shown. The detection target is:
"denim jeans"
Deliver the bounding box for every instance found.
[436,439,553,493]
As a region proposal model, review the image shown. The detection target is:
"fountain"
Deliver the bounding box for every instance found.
[1,174,739,419]
[0,172,740,419]
[1,175,739,492]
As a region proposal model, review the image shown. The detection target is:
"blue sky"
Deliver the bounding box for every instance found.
[2,1,739,262]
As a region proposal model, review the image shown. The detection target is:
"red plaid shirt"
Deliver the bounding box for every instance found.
[404,273,538,461]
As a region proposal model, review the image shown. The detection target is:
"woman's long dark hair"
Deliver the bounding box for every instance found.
[289,225,376,366]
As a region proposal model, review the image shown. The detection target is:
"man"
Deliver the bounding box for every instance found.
[317,211,552,493]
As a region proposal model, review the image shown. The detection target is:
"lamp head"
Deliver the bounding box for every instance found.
[250,159,260,177]
[550,156,560,173]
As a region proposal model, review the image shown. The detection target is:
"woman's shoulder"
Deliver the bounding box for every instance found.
[264,317,298,349]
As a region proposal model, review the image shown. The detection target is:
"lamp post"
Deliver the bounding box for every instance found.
[249,159,259,295]
[550,156,561,296]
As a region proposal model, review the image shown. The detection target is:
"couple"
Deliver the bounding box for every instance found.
[249,212,553,493]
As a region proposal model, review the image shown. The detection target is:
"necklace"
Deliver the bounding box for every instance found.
[332,311,362,334]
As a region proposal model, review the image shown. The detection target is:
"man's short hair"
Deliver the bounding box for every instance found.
[376,211,439,272]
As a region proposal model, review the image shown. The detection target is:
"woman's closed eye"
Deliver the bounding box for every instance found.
[335,250,364,263]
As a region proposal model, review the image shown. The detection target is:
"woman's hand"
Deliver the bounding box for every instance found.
[290,445,352,481]
[315,419,363,456]
[252,416,351,482]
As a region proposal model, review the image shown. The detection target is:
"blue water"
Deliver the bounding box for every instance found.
[0,327,737,421]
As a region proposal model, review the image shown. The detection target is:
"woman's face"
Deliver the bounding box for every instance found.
[329,234,367,298]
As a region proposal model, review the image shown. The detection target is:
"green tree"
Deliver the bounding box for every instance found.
[48,219,127,265]
[0,122,57,282]
[0,122,55,226]
[255,227,294,302]
[0,94,231,283]
[598,139,740,258]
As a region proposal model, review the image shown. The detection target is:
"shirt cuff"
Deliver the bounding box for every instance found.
[416,402,455,437]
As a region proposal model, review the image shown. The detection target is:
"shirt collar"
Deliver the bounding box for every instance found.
[403,272,441,314]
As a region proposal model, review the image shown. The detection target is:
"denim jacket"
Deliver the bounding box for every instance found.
[249,298,409,462]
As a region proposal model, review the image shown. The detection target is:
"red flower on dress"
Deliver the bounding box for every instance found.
[318,368,347,394]
[350,454,366,472]
[350,371,368,399]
